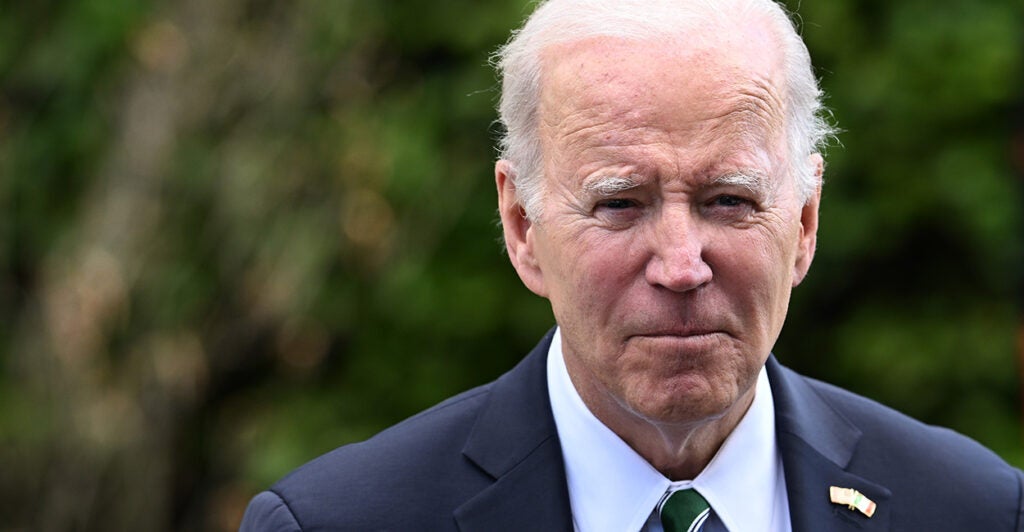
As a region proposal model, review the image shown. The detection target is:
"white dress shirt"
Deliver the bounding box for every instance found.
[546,328,792,532]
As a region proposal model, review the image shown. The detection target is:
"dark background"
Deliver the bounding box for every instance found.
[1,0,1021,530]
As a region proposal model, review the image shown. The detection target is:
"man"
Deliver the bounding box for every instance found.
[242,0,1024,530]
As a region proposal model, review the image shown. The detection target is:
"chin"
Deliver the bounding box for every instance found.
[626,376,737,426]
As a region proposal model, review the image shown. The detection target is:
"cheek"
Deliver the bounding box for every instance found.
[719,216,799,277]
[543,232,642,318]
[708,227,794,301]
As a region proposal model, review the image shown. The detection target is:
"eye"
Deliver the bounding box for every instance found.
[598,198,639,210]
[711,195,749,208]
[592,197,644,227]
[701,193,758,223]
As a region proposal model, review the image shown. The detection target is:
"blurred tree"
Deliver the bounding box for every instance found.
[778,0,1023,465]
[0,0,1020,530]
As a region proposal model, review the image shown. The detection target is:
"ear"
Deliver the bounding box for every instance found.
[792,153,822,287]
[496,160,548,297]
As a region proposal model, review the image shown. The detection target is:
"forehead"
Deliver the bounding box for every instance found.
[537,30,787,161]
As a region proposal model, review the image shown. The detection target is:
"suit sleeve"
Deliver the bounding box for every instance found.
[240,490,302,532]
[1017,469,1024,532]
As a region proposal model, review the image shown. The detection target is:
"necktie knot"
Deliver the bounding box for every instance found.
[660,488,710,532]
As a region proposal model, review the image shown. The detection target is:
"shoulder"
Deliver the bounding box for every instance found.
[241,332,560,531]
[242,383,496,531]
[802,373,1012,472]
[783,366,1024,527]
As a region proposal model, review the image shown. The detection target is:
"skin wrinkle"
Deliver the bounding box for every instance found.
[710,77,786,131]
[549,125,655,174]
[541,70,788,219]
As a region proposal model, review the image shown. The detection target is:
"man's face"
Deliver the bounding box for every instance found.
[498,32,820,428]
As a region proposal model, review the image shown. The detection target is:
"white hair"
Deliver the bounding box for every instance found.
[493,0,836,221]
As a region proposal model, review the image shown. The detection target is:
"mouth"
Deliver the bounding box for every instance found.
[631,329,724,339]
[626,330,728,351]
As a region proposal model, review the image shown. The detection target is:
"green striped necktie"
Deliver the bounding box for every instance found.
[660,488,711,532]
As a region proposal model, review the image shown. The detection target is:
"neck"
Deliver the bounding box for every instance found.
[626,388,755,480]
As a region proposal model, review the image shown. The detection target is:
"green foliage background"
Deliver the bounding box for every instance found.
[0,1,1021,529]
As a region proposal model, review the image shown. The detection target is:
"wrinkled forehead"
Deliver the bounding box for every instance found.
[537,29,788,150]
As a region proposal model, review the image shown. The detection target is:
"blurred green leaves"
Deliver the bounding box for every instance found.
[0,0,1020,529]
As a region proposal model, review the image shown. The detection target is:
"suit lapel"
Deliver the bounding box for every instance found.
[454,330,573,532]
[767,357,892,531]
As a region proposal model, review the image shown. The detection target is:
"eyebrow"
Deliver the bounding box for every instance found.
[582,175,641,196]
[710,171,772,196]
[581,170,774,198]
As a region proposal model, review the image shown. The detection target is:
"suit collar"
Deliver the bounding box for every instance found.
[767,356,892,531]
[455,329,573,531]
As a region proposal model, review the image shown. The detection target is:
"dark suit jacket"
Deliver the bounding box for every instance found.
[241,329,1024,531]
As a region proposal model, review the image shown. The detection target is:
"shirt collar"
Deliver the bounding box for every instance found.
[547,328,789,532]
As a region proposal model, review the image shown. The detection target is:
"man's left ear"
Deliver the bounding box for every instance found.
[792,153,823,287]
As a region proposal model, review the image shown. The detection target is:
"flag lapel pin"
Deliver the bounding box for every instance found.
[829,486,877,518]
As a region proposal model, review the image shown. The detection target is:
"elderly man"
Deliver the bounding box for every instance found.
[241,0,1024,530]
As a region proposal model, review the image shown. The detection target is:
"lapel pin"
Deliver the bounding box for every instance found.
[829,486,876,518]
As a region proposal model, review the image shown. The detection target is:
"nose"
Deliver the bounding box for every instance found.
[644,207,713,292]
